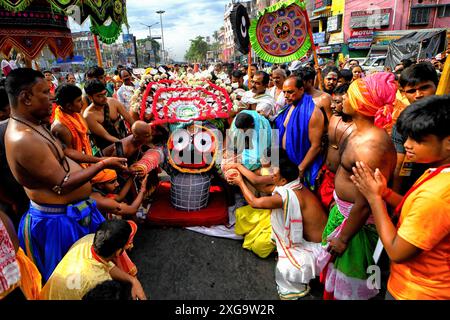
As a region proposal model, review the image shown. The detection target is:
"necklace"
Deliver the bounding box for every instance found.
[11,116,70,173]
[331,117,354,150]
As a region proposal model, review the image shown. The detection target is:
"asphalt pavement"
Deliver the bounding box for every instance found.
[128,223,330,300]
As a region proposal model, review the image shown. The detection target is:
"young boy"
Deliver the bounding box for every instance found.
[228,153,327,299]
[52,84,104,162]
[91,169,149,220]
[350,95,450,300]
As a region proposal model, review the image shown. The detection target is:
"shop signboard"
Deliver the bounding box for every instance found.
[348,29,374,48]
[313,32,326,44]
[332,44,342,53]
[314,0,332,11]
[349,41,372,50]
[350,30,374,39]
[318,46,332,54]
[329,32,344,45]
[327,15,342,33]
[350,8,391,29]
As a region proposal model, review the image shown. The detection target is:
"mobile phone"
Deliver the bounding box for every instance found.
[115,141,124,157]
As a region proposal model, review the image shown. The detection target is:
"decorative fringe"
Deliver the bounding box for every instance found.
[0,0,34,12]
[90,20,122,45]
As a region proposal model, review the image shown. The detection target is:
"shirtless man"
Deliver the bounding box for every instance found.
[51,83,104,163]
[322,66,340,96]
[83,79,135,151]
[298,66,332,120]
[228,153,327,299]
[318,72,398,300]
[4,68,128,281]
[102,120,152,159]
[317,84,355,210]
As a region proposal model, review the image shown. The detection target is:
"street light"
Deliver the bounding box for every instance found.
[140,22,159,43]
[156,10,166,65]
[140,22,159,64]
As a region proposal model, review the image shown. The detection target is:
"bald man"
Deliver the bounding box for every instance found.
[102,121,152,159]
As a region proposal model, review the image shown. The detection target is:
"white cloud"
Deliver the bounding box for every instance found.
[69,0,229,61]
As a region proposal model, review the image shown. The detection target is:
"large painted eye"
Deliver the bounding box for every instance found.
[283,25,288,31]
[193,131,213,153]
[171,129,190,151]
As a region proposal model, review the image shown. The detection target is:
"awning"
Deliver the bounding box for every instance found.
[310,12,332,21]
[56,55,84,64]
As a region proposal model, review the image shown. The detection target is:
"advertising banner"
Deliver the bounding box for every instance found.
[350,9,391,29]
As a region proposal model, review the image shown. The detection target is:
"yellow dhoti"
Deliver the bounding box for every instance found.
[235,205,275,258]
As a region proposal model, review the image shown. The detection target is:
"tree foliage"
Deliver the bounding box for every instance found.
[184,36,209,63]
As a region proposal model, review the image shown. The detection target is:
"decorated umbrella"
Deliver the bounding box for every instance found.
[249,0,312,64]
[0,0,73,66]
[0,0,128,67]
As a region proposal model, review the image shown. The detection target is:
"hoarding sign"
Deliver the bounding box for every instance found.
[122,34,135,56]
[350,9,391,29]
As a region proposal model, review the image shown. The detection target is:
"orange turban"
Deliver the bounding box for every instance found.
[347,72,398,128]
[91,169,117,185]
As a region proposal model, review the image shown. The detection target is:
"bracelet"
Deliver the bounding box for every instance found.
[382,188,393,199]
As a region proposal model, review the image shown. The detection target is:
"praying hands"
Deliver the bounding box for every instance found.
[350,161,388,204]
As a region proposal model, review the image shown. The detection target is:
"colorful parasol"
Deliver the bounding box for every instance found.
[249,0,311,64]
[0,1,73,61]
[0,0,128,45]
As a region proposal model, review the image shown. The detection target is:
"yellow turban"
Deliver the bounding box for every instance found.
[91,169,117,185]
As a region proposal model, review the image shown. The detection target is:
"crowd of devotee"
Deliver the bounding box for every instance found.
[0,53,449,301]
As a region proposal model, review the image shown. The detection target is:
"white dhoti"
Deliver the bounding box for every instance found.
[271,179,321,299]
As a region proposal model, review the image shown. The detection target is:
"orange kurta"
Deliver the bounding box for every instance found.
[388,169,450,300]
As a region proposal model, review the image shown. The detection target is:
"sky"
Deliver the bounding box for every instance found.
[69,0,229,62]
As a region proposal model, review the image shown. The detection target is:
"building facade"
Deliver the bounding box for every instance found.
[219,0,450,62]
[71,31,98,66]
[345,0,450,57]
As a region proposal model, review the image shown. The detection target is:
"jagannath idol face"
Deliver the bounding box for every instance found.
[274,21,290,40]
[167,124,218,173]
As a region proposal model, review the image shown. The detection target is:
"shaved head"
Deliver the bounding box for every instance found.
[132,121,151,136]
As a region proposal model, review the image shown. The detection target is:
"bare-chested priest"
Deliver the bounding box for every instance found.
[4,68,128,281]
[317,72,398,300]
